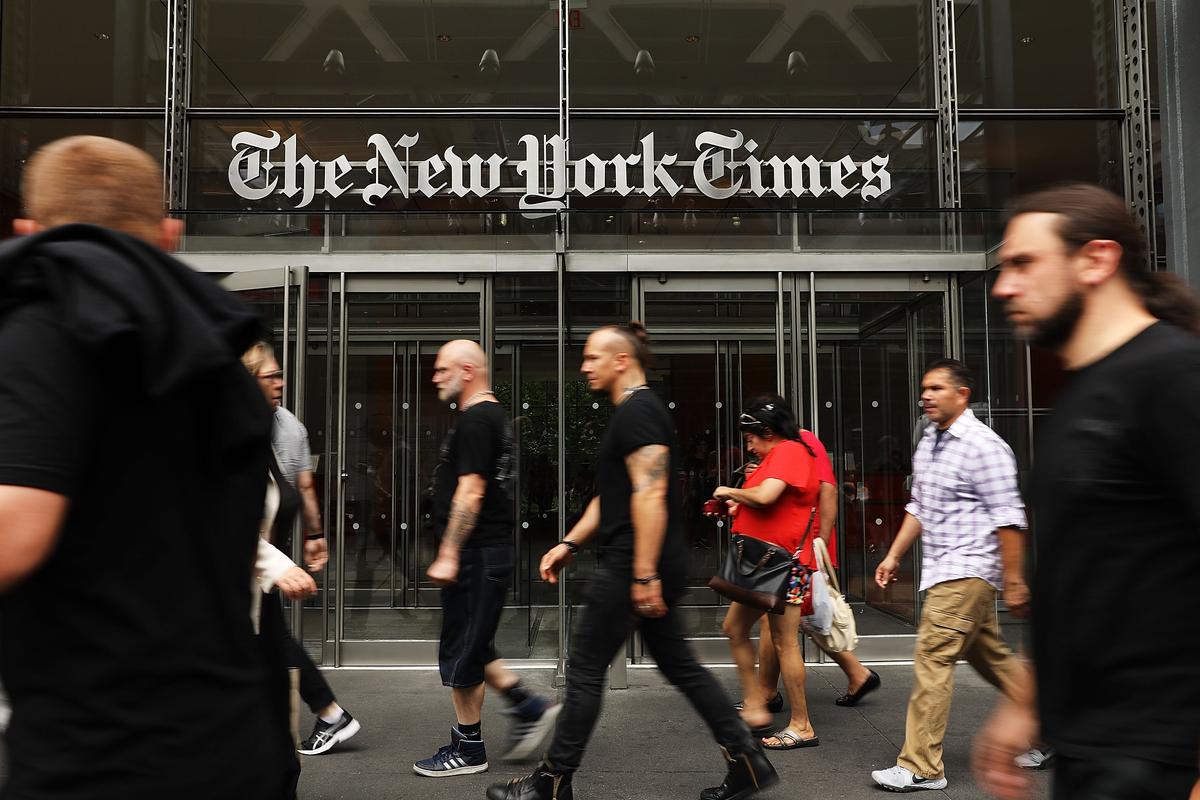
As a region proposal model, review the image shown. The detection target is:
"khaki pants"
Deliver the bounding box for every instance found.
[897,578,1024,780]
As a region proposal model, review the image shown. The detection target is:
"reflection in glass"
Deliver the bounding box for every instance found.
[0,118,165,242]
[191,0,558,107]
[956,0,1119,108]
[1,0,167,106]
[570,0,932,108]
[958,119,1123,208]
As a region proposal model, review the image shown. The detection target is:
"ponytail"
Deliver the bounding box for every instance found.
[1125,271,1200,335]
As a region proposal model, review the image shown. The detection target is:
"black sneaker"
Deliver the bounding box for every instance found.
[700,745,779,800]
[414,728,489,777]
[297,710,361,755]
[486,766,573,800]
[502,697,563,761]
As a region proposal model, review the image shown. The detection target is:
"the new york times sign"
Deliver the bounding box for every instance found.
[228,129,892,211]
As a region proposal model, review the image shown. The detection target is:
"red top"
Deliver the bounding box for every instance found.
[799,430,838,568]
[731,439,821,555]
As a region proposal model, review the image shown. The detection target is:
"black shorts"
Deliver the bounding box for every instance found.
[438,542,513,688]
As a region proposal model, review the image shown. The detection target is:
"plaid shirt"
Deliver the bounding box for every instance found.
[906,409,1026,591]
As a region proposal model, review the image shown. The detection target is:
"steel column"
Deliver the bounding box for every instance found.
[1119,0,1156,266]
[163,0,190,211]
[1155,0,1200,280]
[932,0,962,251]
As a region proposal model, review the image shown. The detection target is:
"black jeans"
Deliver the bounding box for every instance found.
[1054,755,1198,800]
[263,590,337,714]
[259,591,303,800]
[545,567,756,774]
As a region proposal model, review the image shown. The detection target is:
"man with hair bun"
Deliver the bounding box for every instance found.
[488,322,777,800]
[975,184,1200,800]
[0,136,291,798]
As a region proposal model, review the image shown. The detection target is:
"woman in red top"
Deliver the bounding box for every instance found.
[710,396,821,749]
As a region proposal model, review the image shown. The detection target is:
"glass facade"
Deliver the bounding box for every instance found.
[0,0,1172,667]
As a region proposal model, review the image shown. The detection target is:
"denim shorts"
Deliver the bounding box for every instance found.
[438,542,514,688]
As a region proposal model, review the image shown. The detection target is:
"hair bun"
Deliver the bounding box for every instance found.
[626,320,649,341]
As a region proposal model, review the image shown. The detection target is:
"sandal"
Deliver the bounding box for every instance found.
[761,729,820,750]
[733,692,784,714]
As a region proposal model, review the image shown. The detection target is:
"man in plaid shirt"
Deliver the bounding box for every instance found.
[870,358,1029,793]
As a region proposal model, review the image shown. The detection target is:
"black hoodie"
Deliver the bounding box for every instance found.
[0,225,287,800]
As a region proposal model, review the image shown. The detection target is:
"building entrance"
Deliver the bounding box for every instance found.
[224,269,959,666]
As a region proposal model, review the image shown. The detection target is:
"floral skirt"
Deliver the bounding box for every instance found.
[785,560,812,606]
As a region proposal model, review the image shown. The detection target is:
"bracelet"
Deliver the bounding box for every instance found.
[633,574,660,585]
[560,540,579,554]
[305,533,325,541]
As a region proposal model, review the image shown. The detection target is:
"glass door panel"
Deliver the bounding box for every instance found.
[641,280,802,648]
[334,282,526,665]
[814,291,947,629]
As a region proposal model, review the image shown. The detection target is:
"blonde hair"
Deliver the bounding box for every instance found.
[241,341,274,376]
[21,135,165,240]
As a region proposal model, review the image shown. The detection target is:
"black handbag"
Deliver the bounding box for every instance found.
[707,507,817,615]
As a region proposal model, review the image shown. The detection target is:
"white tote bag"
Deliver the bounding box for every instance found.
[805,538,859,653]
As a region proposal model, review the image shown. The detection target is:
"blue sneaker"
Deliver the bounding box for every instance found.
[413,728,489,777]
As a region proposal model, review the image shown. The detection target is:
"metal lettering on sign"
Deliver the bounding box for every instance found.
[228,129,893,211]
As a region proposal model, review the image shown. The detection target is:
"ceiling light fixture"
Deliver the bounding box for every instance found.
[634,49,656,77]
[436,33,451,43]
[1020,35,1034,44]
[479,48,500,76]
[94,32,111,40]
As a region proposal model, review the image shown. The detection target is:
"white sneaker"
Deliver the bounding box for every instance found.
[1015,748,1054,770]
[871,765,948,792]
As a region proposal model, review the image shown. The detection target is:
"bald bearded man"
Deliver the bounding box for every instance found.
[414,340,560,778]
[0,137,290,799]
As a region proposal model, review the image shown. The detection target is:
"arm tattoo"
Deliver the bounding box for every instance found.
[442,500,479,549]
[630,446,670,492]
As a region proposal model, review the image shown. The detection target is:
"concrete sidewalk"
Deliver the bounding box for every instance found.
[295,664,1051,800]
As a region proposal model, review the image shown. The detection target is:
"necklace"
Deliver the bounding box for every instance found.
[463,390,495,408]
[622,384,649,397]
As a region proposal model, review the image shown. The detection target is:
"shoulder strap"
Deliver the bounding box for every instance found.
[794,506,818,559]
[813,538,842,593]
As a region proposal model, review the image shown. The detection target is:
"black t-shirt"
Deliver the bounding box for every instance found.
[0,303,287,799]
[594,389,686,591]
[1032,322,1200,767]
[432,400,515,548]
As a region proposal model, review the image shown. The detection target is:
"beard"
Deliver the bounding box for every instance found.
[1013,290,1085,351]
[437,373,463,403]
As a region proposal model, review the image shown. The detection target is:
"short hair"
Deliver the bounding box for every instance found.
[21,135,165,238]
[1009,182,1200,334]
[601,320,654,368]
[241,341,275,376]
[924,358,974,393]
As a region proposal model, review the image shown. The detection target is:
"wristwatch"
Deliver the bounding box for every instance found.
[633,574,660,585]
[560,540,579,554]
[305,532,326,541]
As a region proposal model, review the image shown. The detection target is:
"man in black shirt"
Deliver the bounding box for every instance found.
[0,137,290,798]
[414,340,559,777]
[975,183,1200,800]
[487,323,776,800]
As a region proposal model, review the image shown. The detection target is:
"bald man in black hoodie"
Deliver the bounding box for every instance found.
[0,137,290,799]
